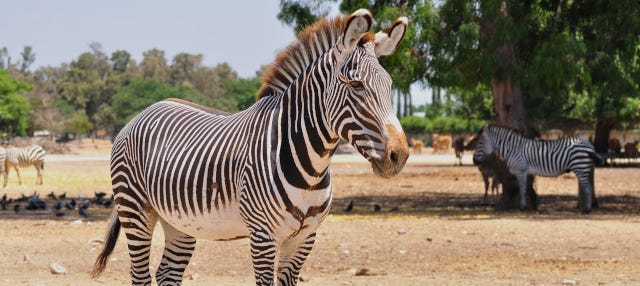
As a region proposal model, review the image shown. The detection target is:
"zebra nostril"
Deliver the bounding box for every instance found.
[389,151,399,164]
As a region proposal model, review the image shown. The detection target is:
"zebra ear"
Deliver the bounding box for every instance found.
[374,17,408,57]
[341,9,373,52]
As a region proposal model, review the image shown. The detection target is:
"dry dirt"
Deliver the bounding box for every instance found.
[0,149,639,285]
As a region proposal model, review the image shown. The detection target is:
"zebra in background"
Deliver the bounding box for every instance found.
[0,147,6,188]
[4,145,46,186]
[92,9,409,286]
[473,124,602,214]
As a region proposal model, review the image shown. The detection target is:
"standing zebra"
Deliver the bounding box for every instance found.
[4,145,46,186]
[0,147,6,188]
[473,124,601,213]
[91,9,409,286]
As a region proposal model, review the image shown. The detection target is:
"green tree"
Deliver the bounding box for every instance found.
[19,46,36,73]
[140,48,169,83]
[0,69,33,136]
[111,79,209,130]
[221,77,261,111]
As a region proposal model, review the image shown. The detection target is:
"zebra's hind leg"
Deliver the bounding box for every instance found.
[250,229,278,286]
[516,173,529,210]
[1,167,6,188]
[576,171,593,214]
[118,207,158,285]
[155,219,197,285]
[277,232,317,286]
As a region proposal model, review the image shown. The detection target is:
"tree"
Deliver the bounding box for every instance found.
[19,46,36,73]
[140,48,169,83]
[0,69,33,136]
[111,79,210,130]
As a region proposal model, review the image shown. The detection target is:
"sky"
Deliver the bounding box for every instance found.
[1,0,429,104]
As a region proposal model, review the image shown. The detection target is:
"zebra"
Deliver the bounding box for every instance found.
[4,145,46,186]
[472,124,602,213]
[91,9,409,286]
[0,147,6,188]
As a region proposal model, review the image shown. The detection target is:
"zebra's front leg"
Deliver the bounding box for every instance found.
[516,173,528,210]
[156,219,197,285]
[35,164,43,185]
[250,229,278,286]
[277,232,317,286]
[14,166,22,185]
[1,168,6,188]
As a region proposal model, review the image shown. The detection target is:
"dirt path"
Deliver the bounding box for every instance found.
[0,153,639,285]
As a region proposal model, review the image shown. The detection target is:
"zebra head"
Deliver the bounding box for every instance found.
[473,125,495,165]
[327,10,409,178]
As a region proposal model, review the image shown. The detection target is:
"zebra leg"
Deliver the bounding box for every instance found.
[1,167,6,188]
[35,163,43,185]
[577,172,593,214]
[516,173,528,210]
[276,232,316,286]
[14,166,22,185]
[119,208,158,285]
[155,219,197,285]
[250,229,277,286]
[482,174,489,202]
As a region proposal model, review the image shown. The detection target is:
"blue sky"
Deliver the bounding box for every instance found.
[1,0,296,78]
[1,0,429,104]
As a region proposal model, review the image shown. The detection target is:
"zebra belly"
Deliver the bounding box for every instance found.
[157,206,250,241]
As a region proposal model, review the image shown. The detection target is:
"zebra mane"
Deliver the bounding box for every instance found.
[257,15,374,99]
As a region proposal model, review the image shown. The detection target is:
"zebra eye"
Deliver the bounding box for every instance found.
[349,80,365,92]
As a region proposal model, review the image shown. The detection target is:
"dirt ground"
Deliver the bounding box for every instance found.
[0,149,639,285]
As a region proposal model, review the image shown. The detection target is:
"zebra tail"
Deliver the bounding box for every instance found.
[588,149,604,166]
[90,208,121,278]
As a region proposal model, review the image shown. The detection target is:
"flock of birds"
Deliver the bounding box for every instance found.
[0,191,114,218]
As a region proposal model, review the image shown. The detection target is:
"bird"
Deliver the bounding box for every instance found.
[55,210,66,217]
[373,203,382,212]
[54,201,66,211]
[58,192,66,200]
[79,207,88,218]
[47,192,57,200]
[344,200,354,212]
[14,204,21,213]
[102,199,113,208]
[93,192,107,204]
[67,199,76,210]
[80,200,91,210]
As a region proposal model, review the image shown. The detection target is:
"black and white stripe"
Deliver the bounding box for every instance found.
[92,9,409,286]
[0,147,6,188]
[473,124,602,213]
[4,145,46,186]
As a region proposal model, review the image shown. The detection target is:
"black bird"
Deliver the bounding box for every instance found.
[54,201,66,211]
[80,200,91,210]
[16,194,29,202]
[93,192,107,204]
[55,210,66,217]
[344,200,354,212]
[373,203,382,212]
[102,199,113,208]
[14,204,21,213]
[58,192,66,200]
[1,201,6,211]
[67,199,76,209]
[79,207,88,218]
[47,192,57,200]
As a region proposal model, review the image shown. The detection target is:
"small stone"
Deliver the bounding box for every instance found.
[49,263,67,274]
[561,279,577,285]
[190,273,201,280]
[70,220,83,226]
[397,229,407,235]
[299,275,310,282]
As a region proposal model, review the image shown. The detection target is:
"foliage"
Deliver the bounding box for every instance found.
[400,115,485,134]
[0,70,33,136]
[220,77,261,112]
[110,79,211,130]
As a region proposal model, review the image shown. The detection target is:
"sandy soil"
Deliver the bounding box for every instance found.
[0,151,639,285]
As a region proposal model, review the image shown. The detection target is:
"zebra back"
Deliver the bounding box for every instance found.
[6,145,46,168]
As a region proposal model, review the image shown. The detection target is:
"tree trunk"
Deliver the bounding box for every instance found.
[491,75,538,210]
[593,119,616,153]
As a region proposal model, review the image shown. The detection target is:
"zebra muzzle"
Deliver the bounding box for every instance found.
[371,124,409,178]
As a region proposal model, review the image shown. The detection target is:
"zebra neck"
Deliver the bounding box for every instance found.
[493,131,528,159]
[276,64,339,190]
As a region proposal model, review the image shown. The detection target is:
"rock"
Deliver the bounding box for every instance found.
[561,279,577,285]
[70,220,83,226]
[49,263,67,274]
[354,268,387,276]
[299,275,310,282]
[190,273,201,280]
[397,229,407,235]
